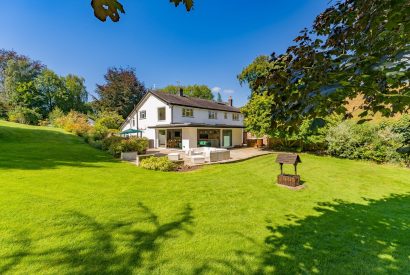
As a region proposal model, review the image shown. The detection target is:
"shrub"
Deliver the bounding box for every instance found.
[121,137,149,154]
[8,106,42,125]
[102,136,148,157]
[38,119,50,126]
[95,111,124,130]
[48,107,65,126]
[140,156,177,172]
[101,136,123,151]
[55,111,91,136]
[326,120,405,164]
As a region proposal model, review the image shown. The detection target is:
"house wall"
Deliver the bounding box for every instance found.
[172,105,243,126]
[121,95,172,147]
[182,127,197,150]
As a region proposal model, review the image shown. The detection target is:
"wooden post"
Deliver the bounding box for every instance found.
[294,164,297,175]
[280,163,283,175]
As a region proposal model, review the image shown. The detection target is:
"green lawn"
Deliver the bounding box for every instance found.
[0,121,409,274]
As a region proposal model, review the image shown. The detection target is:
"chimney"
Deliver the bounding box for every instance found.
[228,96,233,106]
[179,87,184,97]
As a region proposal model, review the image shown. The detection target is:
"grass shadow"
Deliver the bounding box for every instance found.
[0,203,194,274]
[194,193,410,274]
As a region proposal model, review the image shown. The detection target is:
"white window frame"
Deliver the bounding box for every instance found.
[208,111,218,120]
[182,108,194,117]
[232,113,240,121]
[158,107,166,121]
[140,110,146,120]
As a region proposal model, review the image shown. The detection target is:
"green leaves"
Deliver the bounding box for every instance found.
[91,0,194,22]
[240,0,410,133]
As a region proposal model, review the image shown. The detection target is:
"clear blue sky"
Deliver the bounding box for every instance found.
[0,0,329,107]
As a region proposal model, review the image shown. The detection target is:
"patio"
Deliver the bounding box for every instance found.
[145,147,273,166]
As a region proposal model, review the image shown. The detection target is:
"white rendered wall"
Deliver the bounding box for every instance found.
[172,106,243,127]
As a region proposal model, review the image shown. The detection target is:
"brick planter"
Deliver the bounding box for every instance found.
[277,174,301,187]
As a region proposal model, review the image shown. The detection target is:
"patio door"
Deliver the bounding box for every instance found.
[158,130,166,147]
[222,130,232,148]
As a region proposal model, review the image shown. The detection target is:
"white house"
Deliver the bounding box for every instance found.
[120,90,245,150]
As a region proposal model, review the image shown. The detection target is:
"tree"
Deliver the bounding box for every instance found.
[161,85,214,100]
[94,67,147,118]
[239,0,410,133]
[217,92,223,103]
[62,75,88,112]
[34,69,65,115]
[3,58,44,111]
[241,91,275,137]
[91,0,193,22]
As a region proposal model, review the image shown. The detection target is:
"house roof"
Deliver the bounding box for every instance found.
[148,123,245,129]
[150,91,241,113]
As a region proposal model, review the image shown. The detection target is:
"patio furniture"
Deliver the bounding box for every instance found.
[191,155,205,164]
[168,153,181,161]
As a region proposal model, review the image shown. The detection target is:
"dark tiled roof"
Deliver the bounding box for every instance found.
[151,91,241,113]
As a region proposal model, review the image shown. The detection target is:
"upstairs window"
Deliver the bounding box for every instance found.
[140,110,146,119]
[182,108,194,117]
[208,111,218,120]
[232,113,240,121]
[132,118,136,127]
[224,112,228,119]
[158,107,166,121]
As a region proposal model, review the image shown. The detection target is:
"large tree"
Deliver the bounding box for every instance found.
[161,85,214,100]
[239,0,409,133]
[94,67,147,118]
[91,0,193,22]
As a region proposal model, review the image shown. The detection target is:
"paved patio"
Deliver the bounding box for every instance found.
[146,147,273,166]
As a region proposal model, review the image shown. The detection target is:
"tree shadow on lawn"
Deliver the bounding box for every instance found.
[194,193,410,274]
[0,125,117,170]
[0,203,194,274]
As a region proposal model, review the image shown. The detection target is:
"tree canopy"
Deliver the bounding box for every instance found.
[239,0,409,134]
[91,0,193,22]
[0,50,88,119]
[161,85,214,100]
[93,67,147,118]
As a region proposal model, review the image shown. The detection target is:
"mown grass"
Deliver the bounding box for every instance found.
[0,121,409,274]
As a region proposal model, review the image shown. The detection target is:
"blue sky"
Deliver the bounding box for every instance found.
[0,0,329,107]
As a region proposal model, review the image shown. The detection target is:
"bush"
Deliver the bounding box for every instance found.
[8,106,42,125]
[140,156,177,172]
[55,111,91,136]
[95,111,124,130]
[326,120,405,164]
[48,107,65,126]
[38,119,50,126]
[102,136,148,157]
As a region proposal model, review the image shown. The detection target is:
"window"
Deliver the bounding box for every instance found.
[132,118,136,127]
[233,113,240,121]
[158,107,166,121]
[208,111,218,119]
[182,108,194,117]
[140,110,146,119]
[224,112,228,119]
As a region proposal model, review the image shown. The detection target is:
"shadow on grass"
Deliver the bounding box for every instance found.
[0,124,117,170]
[194,193,410,274]
[0,203,194,274]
